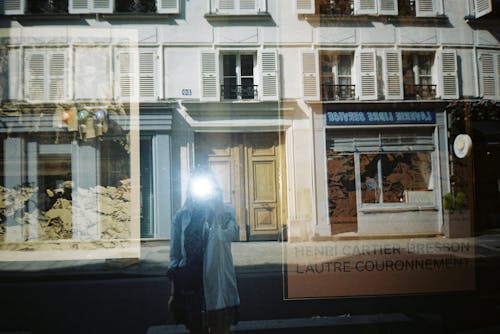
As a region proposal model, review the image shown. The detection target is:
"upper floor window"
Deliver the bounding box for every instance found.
[115,47,159,102]
[302,48,458,101]
[320,52,355,101]
[402,52,436,100]
[200,49,279,102]
[478,51,500,101]
[1,0,178,14]
[24,48,68,102]
[222,54,257,100]
[297,0,441,17]
[27,0,68,13]
[210,0,267,14]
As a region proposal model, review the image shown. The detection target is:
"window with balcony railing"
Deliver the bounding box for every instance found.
[320,53,355,101]
[222,54,257,100]
[402,52,436,100]
[318,0,353,16]
[27,0,68,14]
[115,0,156,12]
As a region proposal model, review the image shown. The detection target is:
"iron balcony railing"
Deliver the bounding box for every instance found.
[321,84,356,101]
[221,84,258,100]
[318,0,354,16]
[404,84,437,100]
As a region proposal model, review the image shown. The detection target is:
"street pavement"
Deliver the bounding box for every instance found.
[1,231,500,333]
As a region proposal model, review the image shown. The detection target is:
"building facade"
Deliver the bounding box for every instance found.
[0,0,498,249]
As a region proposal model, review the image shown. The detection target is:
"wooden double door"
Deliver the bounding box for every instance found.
[195,132,285,241]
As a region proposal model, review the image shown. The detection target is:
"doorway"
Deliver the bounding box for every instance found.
[195,132,286,241]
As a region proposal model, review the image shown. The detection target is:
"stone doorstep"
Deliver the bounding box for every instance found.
[147,313,411,334]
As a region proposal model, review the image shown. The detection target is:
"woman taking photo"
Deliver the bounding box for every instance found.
[168,168,240,334]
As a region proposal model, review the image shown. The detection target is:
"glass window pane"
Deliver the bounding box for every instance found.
[337,55,351,76]
[360,154,380,204]
[240,55,254,77]
[223,55,236,77]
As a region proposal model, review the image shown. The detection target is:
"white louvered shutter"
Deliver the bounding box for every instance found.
[69,0,90,13]
[260,49,279,101]
[157,0,179,13]
[301,50,319,100]
[295,0,314,14]
[70,0,112,13]
[474,0,492,18]
[240,0,257,10]
[378,0,397,15]
[8,48,21,100]
[26,52,45,102]
[384,50,403,100]
[3,0,24,14]
[497,54,500,99]
[48,52,66,101]
[218,0,235,11]
[355,0,377,15]
[357,49,378,100]
[439,50,459,100]
[200,50,219,101]
[93,0,112,13]
[139,50,157,101]
[479,52,497,99]
[116,50,138,101]
[415,0,435,17]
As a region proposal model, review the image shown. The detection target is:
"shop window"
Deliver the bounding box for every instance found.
[320,52,355,101]
[222,54,257,100]
[360,152,433,204]
[402,52,436,100]
[327,128,437,215]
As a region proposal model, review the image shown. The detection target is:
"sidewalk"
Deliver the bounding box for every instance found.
[1,231,500,280]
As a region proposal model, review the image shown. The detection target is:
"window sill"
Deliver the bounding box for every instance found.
[204,12,272,22]
[359,205,437,214]
[303,14,448,26]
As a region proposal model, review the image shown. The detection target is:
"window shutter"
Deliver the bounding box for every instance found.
[415,0,435,17]
[8,48,21,100]
[383,50,403,100]
[69,0,90,13]
[139,50,157,101]
[357,49,378,100]
[474,0,492,18]
[295,0,314,14]
[93,0,113,13]
[301,50,319,100]
[116,50,138,101]
[218,0,235,11]
[378,0,397,15]
[240,0,257,10]
[48,52,66,101]
[260,49,279,101]
[200,50,219,101]
[439,50,459,100]
[157,0,179,14]
[26,52,46,102]
[355,0,377,15]
[3,0,24,14]
[497,54,500,98]
[478,52,497,99]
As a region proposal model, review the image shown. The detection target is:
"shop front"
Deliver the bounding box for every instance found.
[313,105,451,238]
